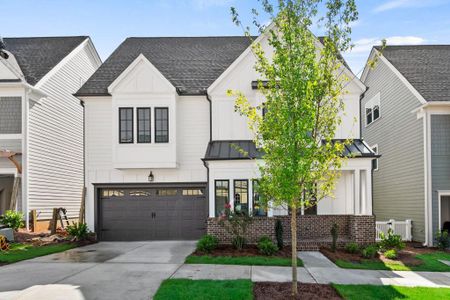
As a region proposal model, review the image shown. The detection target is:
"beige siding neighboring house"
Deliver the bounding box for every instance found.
[0,37,101,229]
[361,45,450,245]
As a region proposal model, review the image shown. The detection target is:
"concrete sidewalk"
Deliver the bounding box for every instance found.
[172,264,450,288]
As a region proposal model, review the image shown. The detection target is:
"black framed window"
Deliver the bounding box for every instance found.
[234,180,248,213]
[215,180,229,217]
[137,108,151,143]
[372,146,379,171]
[252,180,266,216]
[155,107,169,143]
[373,105,380,121]
[119,108,133,143]
[366,107,373,125]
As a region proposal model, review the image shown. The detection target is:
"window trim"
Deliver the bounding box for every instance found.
[252,179,267,216]
[137,107,151,144]
[214,179,230,217]
[365,93,381,127]
[233,179,249,213]
[154,107,169,143]
[371,144,379,171]
[119,107,134,144]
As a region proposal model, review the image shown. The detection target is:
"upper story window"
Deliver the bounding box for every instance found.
[0,97,22,134]
[137,108,151,143]
[365,93,381,126]
[155,107,169,143]
[372,145,379,171]
[119,107,133,143]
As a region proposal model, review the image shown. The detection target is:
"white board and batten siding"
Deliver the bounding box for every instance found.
[27,39,100,220]
[83,56,209,229]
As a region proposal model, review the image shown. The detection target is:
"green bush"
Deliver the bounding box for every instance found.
[361,245,378,259]
[257,236,278,256]
[275,219,284,249]
[330,223,338,252]
[345,242,359,254]
[436,230,450,250]
[384,249,398,260]
[379,228,405,251]
[0,210,24,231]
[66,222,89,241]
[196,235,219,253]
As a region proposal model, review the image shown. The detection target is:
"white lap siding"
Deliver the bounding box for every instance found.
[27,40,99,220]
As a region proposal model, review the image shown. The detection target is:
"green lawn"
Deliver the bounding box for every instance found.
[0,243,77,264]
[334,251,450,272]
[185,254,303,266]
[154,279,253,300]
[334,284,450,300]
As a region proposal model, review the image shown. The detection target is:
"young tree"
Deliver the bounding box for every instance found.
[229,0,358,295]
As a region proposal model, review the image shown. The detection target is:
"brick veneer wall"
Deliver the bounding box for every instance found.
[207,214,375,248]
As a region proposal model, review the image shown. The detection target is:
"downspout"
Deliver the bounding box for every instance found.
[205,91,212,218]
[80,99,86,223]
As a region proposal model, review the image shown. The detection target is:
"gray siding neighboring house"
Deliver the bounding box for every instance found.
[431,115,450,238]
[361,55,425,242]
[361,45,450,245]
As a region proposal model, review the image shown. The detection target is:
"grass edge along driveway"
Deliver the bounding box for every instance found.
[0,243,77,264]
[154,279,450,300]
[185,254,304,267]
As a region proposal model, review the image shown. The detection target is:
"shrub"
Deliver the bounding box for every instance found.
[0,210,24,231]
[379,228,405,251]
[66,222,89,241]
[257,236,278,256]
[436,230,450,250]
[275,219,284,249]
[361,245,378,259]
[218,210,253,251]
[196,235,219,253]
[345,242,359,254]
[384,249,398,260]
[330,223,338,252]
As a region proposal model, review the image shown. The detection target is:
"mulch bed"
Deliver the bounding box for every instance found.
[320,242,450,268]
[192,245,294,258]
[254,282,342,300]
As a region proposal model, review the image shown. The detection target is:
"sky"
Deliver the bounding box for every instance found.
[2,0,450,76]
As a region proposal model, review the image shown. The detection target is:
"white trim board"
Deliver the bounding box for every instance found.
[438,190,450,233]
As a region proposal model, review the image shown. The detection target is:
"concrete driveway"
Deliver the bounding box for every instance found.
[0,241,196,300]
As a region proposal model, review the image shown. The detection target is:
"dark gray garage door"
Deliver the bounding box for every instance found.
[97,184,207,241]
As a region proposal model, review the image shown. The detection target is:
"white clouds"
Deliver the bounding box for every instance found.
[374,0,447,13]
[349,36,426,54]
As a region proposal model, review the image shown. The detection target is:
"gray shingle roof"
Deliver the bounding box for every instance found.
[375,45,450,102]
[3,36,88,86]
[203,139,378,161]
[76,36,254,96]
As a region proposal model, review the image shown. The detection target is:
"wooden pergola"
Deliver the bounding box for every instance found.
[0,150,22,210]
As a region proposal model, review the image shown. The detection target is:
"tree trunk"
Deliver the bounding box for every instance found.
[291,205,298,296]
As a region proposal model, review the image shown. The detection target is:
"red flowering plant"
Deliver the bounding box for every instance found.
[218,203,253,250]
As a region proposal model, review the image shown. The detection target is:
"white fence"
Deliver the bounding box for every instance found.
[376,219,412,241]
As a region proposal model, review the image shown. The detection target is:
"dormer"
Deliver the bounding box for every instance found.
[108,54,177,169]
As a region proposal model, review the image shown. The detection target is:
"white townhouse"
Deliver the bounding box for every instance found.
[0,37,101,230]
[76,33,377,242]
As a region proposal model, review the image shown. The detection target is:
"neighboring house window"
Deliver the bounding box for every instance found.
[372,145,379,171]
[0,97,21,134]
[215,180,229,217]
[155,107,169,143]
[234,180,248,213]
[252,180,266,216]
[119,108,133,143]
[137,107,151,143]
[365,93,381,126]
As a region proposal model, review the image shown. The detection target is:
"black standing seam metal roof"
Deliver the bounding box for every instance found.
[76,36,255,96]
[375,45,450,102]
[203,139,378,161]
[3,36,88,86]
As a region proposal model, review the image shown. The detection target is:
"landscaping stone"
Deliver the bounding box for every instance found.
[0,228,14,242]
